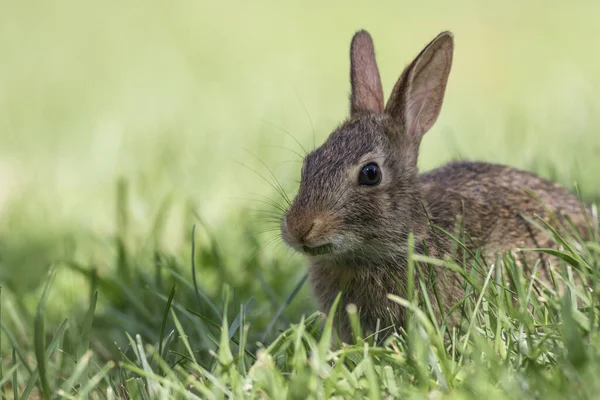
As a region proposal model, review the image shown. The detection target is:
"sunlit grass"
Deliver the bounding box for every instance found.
[3,204,600,398]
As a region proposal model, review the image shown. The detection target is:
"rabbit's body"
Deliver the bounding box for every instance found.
[308,159,592,340]
[281,30,596,341]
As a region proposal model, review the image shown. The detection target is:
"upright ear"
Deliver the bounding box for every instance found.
[350,30,384,115]
[385,31,453,143]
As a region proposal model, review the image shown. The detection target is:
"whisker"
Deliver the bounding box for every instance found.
[242,232,285,265]
[253,227,284,235]
[249,220,283,229]
[260,144,304,160]
[293,87,316,150]
[249,217,283,224]
[247,205,284,216]
[246,212,282,220]
[273,160,303,166]
[242,149,292,206]
[252,208,283,215]
[229,190,288,214]
[247,197,287,215]
[261,119,308,156]
[248,226,282,234]
[262,235,286,252]
[235,161,291,206]
[230,172,290,212]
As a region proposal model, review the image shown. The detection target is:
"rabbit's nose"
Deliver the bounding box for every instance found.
[284,214,319,246]
[299,222,315,243]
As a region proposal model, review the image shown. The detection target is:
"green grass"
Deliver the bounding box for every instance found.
[2,202,600,399]
[2,0,600,398]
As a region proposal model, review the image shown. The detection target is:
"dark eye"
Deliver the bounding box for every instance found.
[358,163,382,186]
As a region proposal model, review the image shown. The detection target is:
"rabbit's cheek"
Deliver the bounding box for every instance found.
[329,232,357,254]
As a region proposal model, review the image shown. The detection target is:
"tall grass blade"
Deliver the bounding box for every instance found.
[34,266,57,400]
[12,347,18,400]
[159,285,176,358]
[264,273,308,341]
[190,225,222,319]
[21,319,68,400]
[79,290,97,356]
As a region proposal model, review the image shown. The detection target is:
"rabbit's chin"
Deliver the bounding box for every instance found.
[298,233,360,260]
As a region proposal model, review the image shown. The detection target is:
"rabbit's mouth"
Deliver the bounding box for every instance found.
[302,243,333,256]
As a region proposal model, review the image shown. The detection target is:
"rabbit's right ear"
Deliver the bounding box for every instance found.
[350,30,384,115]
[385,32,453,145]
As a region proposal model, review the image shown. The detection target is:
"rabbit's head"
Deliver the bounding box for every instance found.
[282,30,453,262]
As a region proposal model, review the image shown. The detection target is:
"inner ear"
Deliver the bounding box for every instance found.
[350,30,384,115]
[385,31,454,140]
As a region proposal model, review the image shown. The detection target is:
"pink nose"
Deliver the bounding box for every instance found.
[291,220,315,245]
[285,214,318,245]
[297,222,315,244]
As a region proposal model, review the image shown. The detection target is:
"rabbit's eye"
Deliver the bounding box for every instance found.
[358,163,382,186]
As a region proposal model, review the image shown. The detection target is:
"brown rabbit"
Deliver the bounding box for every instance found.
[280,30,596,342]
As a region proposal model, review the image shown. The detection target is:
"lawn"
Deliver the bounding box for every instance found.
[1,0,600,398]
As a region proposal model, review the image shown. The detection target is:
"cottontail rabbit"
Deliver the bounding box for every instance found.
[281,30,595,342]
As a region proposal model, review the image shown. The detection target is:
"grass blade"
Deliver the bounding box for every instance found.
[170,309,197,364]
[34,266,57,400]
[1,321,32,375]
[190,225,222,319]
[21,319,68,400]
[159,284,176,358]
[264,273,308,341]
[12,347,18,400]
[79,290,98,356]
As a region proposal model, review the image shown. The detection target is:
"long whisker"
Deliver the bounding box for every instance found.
[273,160,303,166]
[235,161,291,207]
[253,227,284,235]
[246,192,288,213]
[245,230,285,256]
[260,144,304,160]
[262,235,286,252]
[261,119,308,156]
[293,87,316,150]
[242,149,292,206]
[228,195,287,214]
[248,217,283,226]
[251,209,284,218]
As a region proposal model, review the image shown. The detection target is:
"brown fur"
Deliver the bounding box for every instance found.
[280,30,596,342]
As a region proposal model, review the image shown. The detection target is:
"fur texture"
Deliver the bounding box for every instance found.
[280,30,596,342]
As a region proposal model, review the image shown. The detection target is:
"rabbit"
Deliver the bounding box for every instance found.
[280,30,596,342]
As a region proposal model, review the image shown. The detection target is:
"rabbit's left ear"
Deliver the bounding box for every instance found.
[385,31,453,143]
[350,30,384,115]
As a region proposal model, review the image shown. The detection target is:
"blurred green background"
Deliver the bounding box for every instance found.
[1,0,600,350]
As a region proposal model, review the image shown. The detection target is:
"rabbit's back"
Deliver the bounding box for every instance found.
[420,161,593,269]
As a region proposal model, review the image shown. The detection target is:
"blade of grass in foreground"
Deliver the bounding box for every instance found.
[21,319,68,400]
[170,309,197,365]
[190,225,222,320]
[78,288,98,395]
[318,292,342,360]
[159,284,176,358]
[263,273,308,342]
[34,266,57,400]
[12,348,18,400]
[57,360,114,399]
[228,297,255,340]
[2,321,33,375]
[59,350,93,396]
